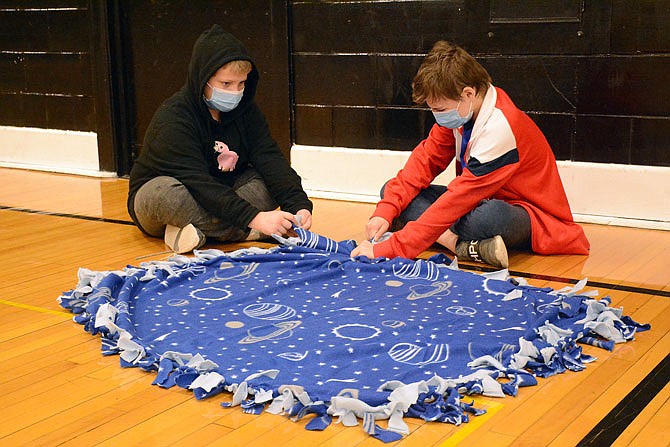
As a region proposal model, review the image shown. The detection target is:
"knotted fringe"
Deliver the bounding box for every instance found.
[58,245,650,443]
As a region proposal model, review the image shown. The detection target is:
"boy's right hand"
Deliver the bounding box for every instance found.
[365,216,390,241]
[249,210,296,237]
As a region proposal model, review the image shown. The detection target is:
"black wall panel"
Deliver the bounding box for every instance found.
[611,0,670,53]
[295,105,332,147]
[483,0,611,55]
[577,57,670,117]
[0,0,290,174]
[293,55,376,106]
[376,56,421,108]
[291,0,669,168]
[575,116,632,164]
[0,1,96,132]
[1,0,669,173]
[378,108,432,151]
[0,7,90,52]
[529,114,575,162]
[292,1,426,54]
[490,0,582,23]
[635,119,670,166]
[119,0,291,163]
[333,107,376,149]
[480,57,578,113]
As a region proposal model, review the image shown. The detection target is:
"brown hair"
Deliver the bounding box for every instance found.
[412,41,492,105]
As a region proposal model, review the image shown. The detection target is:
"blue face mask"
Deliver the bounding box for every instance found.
[433,99,473,129]
[204,83,244,112]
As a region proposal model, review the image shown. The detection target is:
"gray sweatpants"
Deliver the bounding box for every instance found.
[132,169,277,242]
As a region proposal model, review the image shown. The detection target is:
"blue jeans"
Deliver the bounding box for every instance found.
[382,183,531,249]
[132,168,277,242]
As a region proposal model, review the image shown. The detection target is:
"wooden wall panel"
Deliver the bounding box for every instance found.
[1,0,669,174]
[291,0,670,168]
[0,2,96,132]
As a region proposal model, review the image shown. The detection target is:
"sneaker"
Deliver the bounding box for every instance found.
[245,228,274,241]
[455,235,509,269]
[244,228,263,241]
[164,224,206,254]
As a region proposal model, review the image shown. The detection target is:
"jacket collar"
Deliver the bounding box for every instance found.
[470,84,497,139]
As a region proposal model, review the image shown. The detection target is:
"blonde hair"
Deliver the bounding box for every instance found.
[224,59,252,75]
[412,41,491,104]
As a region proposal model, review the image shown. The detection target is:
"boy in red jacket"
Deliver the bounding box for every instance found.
[351,41,589,267]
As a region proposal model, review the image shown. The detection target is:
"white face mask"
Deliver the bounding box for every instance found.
[204,83,244,112]
[433,99,473,129]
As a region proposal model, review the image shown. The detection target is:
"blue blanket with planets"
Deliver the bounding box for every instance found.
[58,228,649,442]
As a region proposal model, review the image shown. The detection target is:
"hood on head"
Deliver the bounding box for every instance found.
[186,24,259,118]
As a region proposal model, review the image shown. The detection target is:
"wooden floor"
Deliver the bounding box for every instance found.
[1,167,668,447]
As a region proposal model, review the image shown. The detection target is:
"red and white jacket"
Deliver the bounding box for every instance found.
[372,85,590,260]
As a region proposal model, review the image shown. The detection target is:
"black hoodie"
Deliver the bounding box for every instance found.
[128,25,312,230]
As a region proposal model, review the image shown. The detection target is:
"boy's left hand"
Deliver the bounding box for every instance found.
[351,240,374,259]
[296,209,312,230]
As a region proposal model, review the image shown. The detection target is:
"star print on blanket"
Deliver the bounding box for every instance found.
[58,228,650,442]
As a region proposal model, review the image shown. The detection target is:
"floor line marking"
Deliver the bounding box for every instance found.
[439,399,505,447]
[0,298,72,318]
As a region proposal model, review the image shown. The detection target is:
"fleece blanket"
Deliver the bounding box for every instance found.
[58,228,649,442]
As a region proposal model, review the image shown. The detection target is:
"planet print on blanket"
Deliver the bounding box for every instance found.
[238,320,302,344]
[243,303,297,320]
[58,228,650,442]
[406,281,452,300]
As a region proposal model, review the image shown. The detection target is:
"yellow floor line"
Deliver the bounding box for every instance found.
[0,298,73,318]
[439,399,505,447]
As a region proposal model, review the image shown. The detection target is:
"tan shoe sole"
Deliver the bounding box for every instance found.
[164,224,204,254]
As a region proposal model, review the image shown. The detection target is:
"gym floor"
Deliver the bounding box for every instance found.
[1,167,668,446]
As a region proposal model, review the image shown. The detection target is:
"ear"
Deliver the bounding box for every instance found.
[462,86,477,99]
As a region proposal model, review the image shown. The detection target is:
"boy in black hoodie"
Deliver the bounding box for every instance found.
[128,25,313,253]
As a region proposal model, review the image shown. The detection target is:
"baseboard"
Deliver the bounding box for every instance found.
[291,144,670,231]
[0,126,114,177]
[2,129,666,230]
[556,160,670,230]
[291,145,456,203]
[572,214,670,231]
